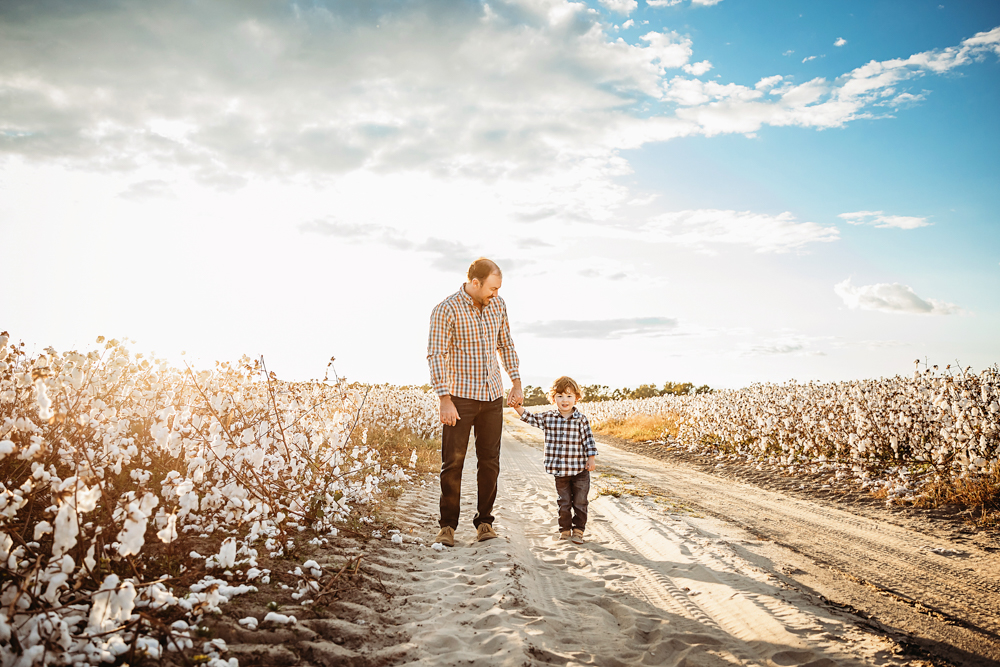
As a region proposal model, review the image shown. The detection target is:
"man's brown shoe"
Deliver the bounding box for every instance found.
[434,526,455,547]
[559,531,571,541]
[572,529,585,544]
[476,523,499,542]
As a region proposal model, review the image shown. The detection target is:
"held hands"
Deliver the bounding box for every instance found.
[506,385,523,409]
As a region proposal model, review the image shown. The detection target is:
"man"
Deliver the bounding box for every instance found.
[427,258,523,546]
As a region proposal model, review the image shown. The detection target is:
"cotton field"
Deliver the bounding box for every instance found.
[0,333,439,667]
[579,366,1000,502]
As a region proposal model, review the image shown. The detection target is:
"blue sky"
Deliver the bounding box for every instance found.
[1,0,997,389]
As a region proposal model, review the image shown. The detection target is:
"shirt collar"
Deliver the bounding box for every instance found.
[458,283,474,306]
[557,407,580,420]
[458,283,495,311]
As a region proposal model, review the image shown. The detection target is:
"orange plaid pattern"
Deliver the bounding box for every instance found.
[428,284,520,401]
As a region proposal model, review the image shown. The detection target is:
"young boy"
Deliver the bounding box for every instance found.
[511,376,597,544]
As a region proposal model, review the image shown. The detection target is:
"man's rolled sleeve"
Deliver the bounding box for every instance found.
[497,301,520,381]
[427,304,452,397]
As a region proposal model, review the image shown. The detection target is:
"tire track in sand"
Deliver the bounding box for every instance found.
[369,422,910,666]
[504,413,1000,665]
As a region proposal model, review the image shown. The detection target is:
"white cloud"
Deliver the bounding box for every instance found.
[834,279,960,315]
[669,26,1000,137]
[802,55,818,63]
[839,210,931,230]
[518,317,679,339]
[643,209,839,253]
[740,333,829,357]
[783,49,795,56]
[665,77,763,106]
[622,19,634,29]
[834,37,847,47]
[647,0,723,6]
[0,2,997,219]
[118,179,176,201]
[682,60,713,76]
[755,75,784,90]
[599,0,637,15]
[0,1,695,190]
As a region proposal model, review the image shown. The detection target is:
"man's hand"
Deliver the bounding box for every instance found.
[439,395,460,426]
[507,381,523,409]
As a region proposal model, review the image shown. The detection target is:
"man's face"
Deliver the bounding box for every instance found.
[470,272,502,306]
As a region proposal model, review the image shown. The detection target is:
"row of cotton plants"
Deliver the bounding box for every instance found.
[0,333,439,667]
[580,366,999,501]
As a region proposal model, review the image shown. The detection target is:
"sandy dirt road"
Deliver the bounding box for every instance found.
[370,414,921,667]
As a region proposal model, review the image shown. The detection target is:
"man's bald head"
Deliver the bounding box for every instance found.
[468,258,501,283]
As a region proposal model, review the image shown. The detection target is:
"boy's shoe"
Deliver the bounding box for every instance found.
[572,529,585,544]
[559,531,572,541]
[433,526,455,547]
[476,523,499,542]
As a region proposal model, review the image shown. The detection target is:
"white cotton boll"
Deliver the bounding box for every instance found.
[88,574,125,633]
[107,633,130,657]
[210,433,227,461]
[216,538,237,569]
[432,542,444,551]
[409,449,418,468]
[116,493,158,557]
[238,616,259,630]
[157,514,178,544]
[263,612,296,625]
[136,635,162,659]
[248,447,266,470]
[33,521,53,541]
[35,378,55,422]
[52,502,80,558]
[146,583,178,610]
[391,533,403,545]
[0,440,14,460]
[303,560,321,578]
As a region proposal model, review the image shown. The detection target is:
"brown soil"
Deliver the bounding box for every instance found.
[594,433,1000,555]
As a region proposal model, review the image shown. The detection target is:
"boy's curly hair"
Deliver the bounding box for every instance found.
[548,376,583,401]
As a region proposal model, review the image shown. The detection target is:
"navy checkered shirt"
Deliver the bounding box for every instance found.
[520,408,598,476]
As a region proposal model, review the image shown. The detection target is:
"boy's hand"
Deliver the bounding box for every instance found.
[585,456,596,472]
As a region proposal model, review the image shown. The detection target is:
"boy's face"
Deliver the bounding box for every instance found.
[553,390,577,413]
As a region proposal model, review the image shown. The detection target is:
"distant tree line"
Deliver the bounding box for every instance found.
[521,382,712,406]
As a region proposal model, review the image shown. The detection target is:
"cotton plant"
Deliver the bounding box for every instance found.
[578,364,999,502]
[0,332,440,666]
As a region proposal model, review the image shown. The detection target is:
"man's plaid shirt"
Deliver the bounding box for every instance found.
[427,284,520,402]
[520,408,598,476]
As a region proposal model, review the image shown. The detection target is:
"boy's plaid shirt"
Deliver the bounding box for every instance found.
[427,285,520,402]
[520,408,598,476]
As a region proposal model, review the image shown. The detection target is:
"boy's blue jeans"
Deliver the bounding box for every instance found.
[555,469,590,532]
